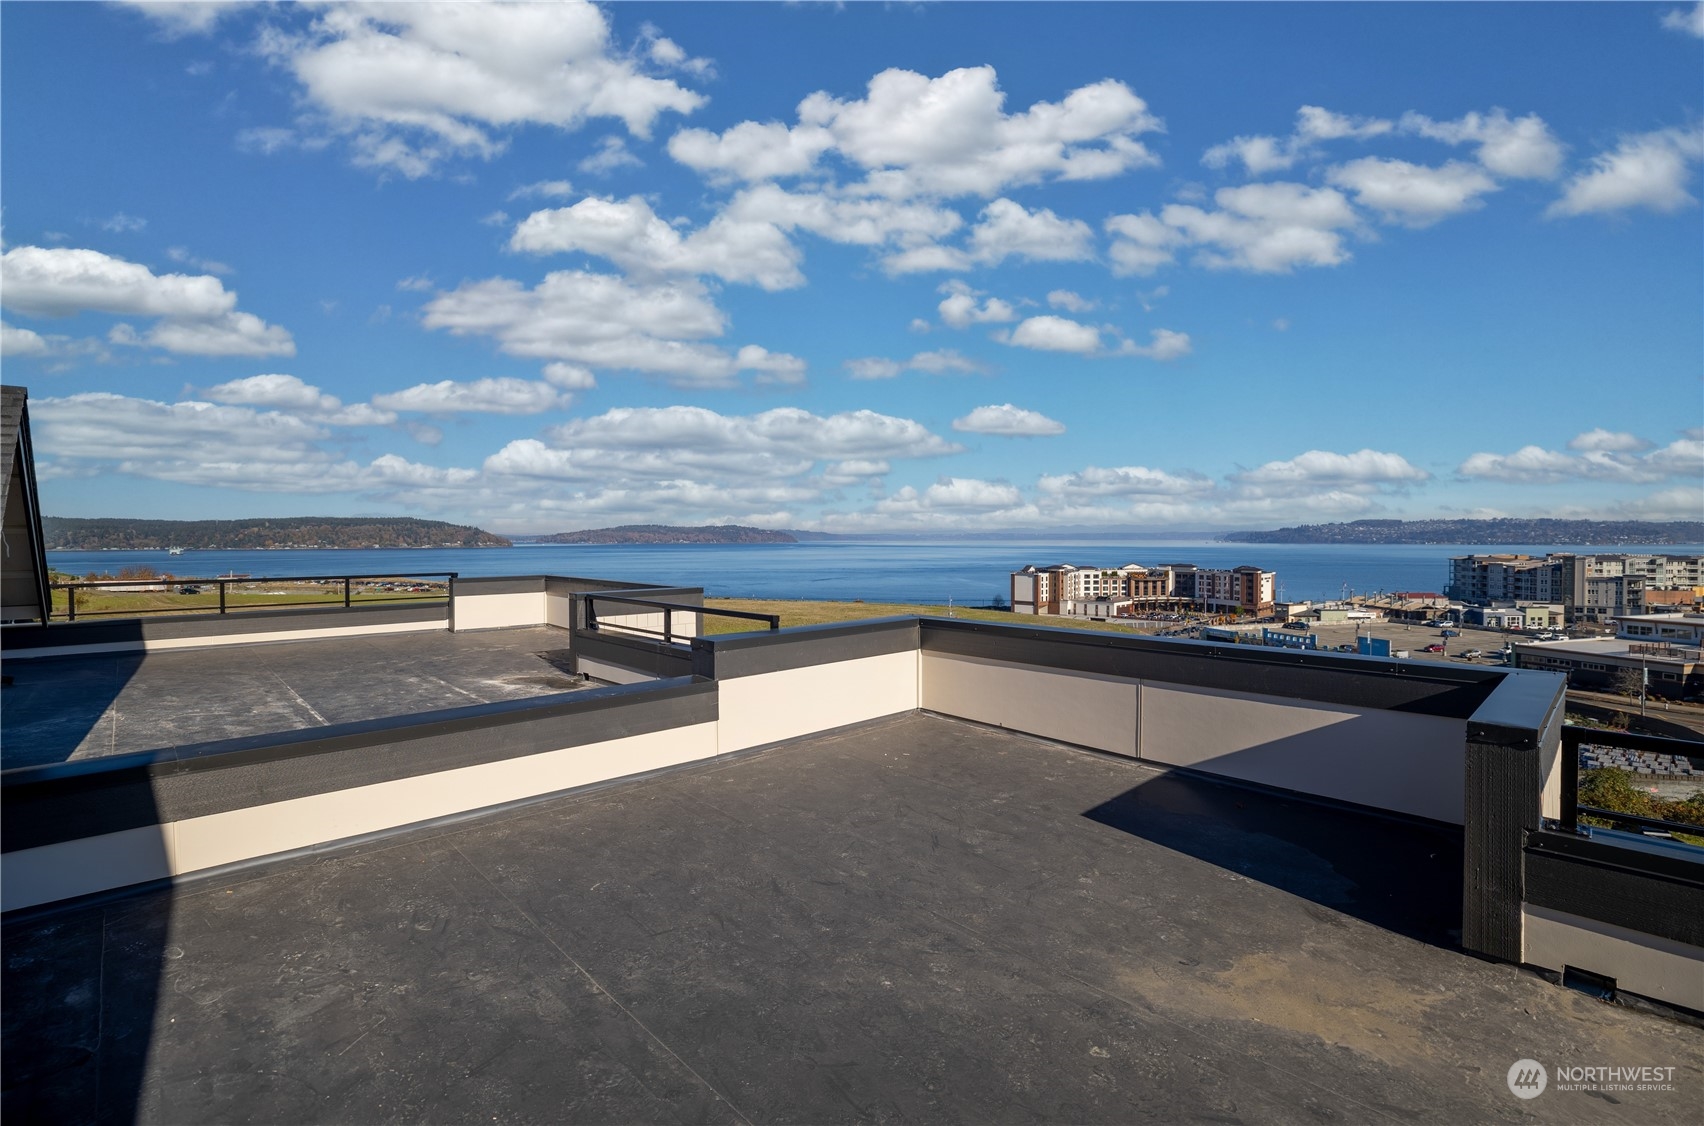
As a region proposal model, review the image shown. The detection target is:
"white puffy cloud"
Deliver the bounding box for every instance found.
[0,246,293,358]
[668,120,836,183]
[881,245,973,275]
[1202,105,1392,176]
[579,136,643,175]
[952,404,1065,436]
[486,405,960,486]
[1325,157,1499,227]
[1103,212,1187,276]
[1005,315,1104,354]
[1,322,48,356]
[116,312,295,358]
[673,65,1160,199]
[1459,434,1704,483]
[964,199,1095,264]
[31,391,363,492]
[1038,464,1215,501]
[509,180,575,201]
[1546,127,1704,218]
[1569,429,1652,453]
[165,246,232,276]
[2,246,235,319]
[845,357,903,381]
[845,349,985,380]
[258,1,705,177]
[937,281,1017,329]
[735,344,808,386]
[510,195,803,290]
[542,362,597,390]
[203,373,396,425]
[724,184,964,250]
[1121,328,1193,361]
[1230,449,1429,497]
[876,477,1025,513]
[98,213,147,234]
[116,1,245,36]
[373,377,573,416]
[999,316,1189,361]
[422,269,795,389]
[1110,182,1363,275]
[1046,290,1097,313]
[1400,109,1565,180]
[1663,3,1704,36]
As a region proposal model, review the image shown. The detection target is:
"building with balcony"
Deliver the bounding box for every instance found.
[1011,562,1270,618]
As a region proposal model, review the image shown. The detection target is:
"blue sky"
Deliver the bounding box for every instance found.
[3,1,1701,535]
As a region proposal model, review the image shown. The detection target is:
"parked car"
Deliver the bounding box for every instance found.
[178,585,202,595]
[1283,620,1309,630]
[1461,649,1484,659]
[1421,643,1446,653]
[1440,629,1459,637]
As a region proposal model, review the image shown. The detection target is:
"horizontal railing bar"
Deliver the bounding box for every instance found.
[1575,804,1704,837]
[51,571,457,588]
[585,592,776,623]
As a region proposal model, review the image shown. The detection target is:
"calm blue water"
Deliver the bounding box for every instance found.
[46,541,1702,605]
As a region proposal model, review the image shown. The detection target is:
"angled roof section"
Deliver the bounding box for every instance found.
[2,386,52,623]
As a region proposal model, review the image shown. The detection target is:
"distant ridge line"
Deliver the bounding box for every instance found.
[1219,518,1704,546]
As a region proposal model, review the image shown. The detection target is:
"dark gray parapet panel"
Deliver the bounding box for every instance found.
[1462,667,1566,963]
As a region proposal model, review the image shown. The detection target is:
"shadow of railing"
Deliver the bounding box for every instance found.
[1083,765,1464,949]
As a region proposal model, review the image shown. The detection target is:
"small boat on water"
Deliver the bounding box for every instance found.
[167,546,184,556]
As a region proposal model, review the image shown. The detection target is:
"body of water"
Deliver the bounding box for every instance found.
[46,541,1703,606]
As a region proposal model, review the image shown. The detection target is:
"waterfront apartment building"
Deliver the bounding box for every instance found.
[1448,551,1700,623]
[1011,562,1273,617]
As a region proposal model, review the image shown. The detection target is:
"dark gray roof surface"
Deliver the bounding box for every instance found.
[0,626,586,768]
[5,712,1699,1124]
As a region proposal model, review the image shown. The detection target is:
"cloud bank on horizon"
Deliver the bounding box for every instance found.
[2,1,1700,534]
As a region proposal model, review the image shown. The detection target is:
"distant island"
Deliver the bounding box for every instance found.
[527,524,797,545]
[1220,518,1704,546]
[44,516,510,551]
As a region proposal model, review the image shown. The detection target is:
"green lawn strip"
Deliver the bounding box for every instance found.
[52,584,444,618]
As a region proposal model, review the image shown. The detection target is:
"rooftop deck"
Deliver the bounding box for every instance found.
[6,713,1698,1124]
[0,627,584,769]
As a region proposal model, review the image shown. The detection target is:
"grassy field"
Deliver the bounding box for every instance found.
[700,598,1158,635]
[52,581,446,618]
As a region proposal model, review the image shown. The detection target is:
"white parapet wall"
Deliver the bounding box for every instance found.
[920,651,1138,756]
[718,651,919,754]
[1136,681,1467,825]
[2,686,722,912]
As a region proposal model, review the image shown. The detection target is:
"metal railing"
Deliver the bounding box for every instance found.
[1558,725,1704,840]
[51,572,457,621]
[583,593,777,645]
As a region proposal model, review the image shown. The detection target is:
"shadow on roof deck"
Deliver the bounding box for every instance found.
[8,714,1699,1125]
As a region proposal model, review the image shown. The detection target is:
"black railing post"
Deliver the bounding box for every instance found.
[218,580,227,615]
[664,606,673,645]
[67,586,76,622]
[344,577,352,609]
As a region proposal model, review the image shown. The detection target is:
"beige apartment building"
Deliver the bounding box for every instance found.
[1011,562,1274,618]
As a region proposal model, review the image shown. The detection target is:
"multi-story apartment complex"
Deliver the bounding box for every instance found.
[1449,552,1700,623]
[1011,562,1274,617]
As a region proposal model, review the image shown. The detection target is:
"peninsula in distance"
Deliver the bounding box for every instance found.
[1220,518,1704,545]
[43,516,510,551]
